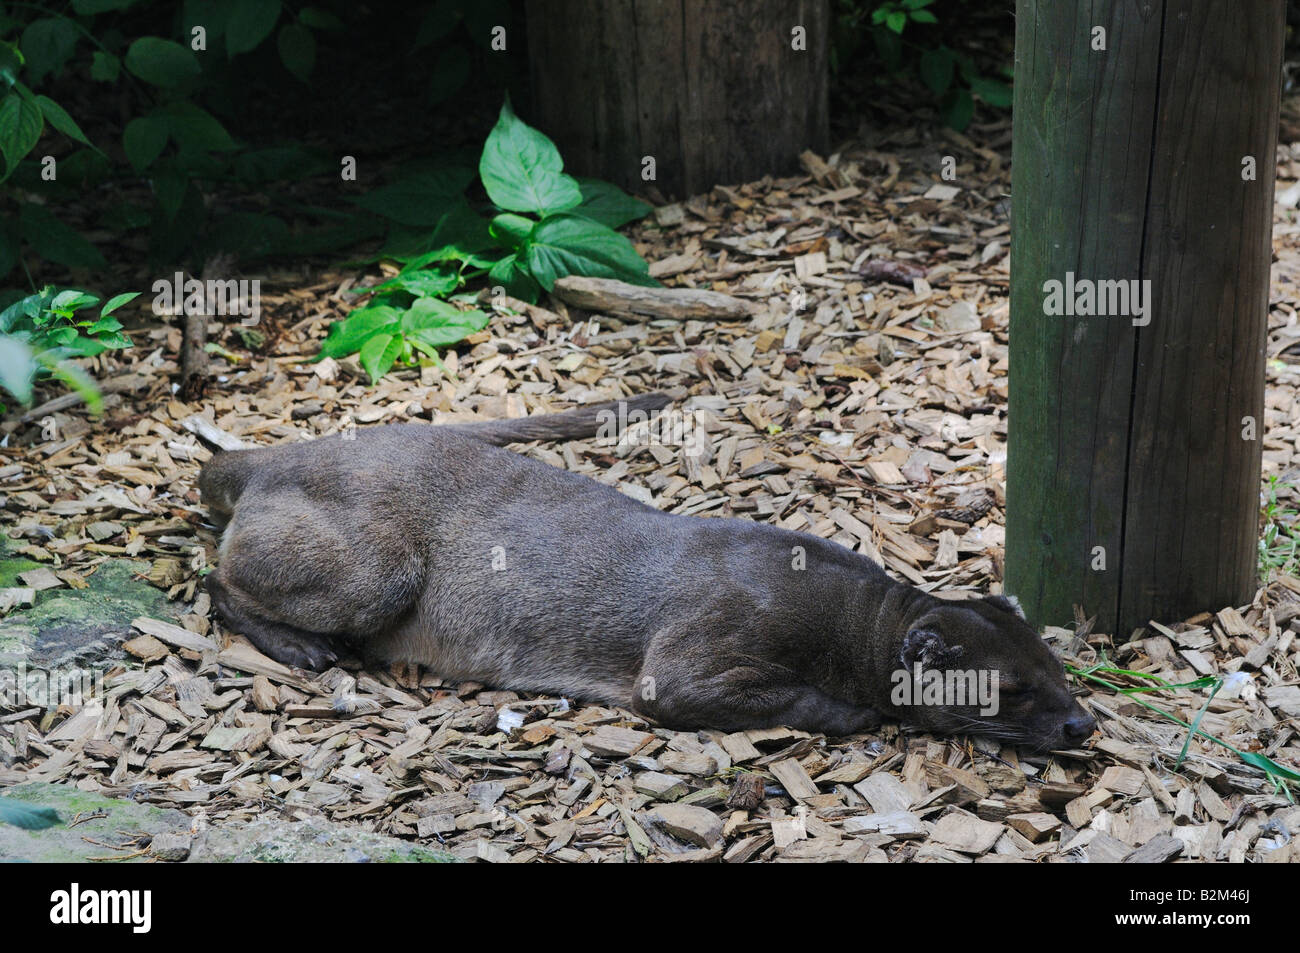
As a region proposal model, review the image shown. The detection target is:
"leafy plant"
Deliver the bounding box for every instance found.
[1259,476,1300,580]
[833,0,1012,131]
[1070,662,1300,797]
[321,100,655,383]
[0,795,59,830]
[0,286,138,411]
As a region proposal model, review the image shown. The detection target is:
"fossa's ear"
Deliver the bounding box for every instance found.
[985,593,1025,620]
[900,630,964,672]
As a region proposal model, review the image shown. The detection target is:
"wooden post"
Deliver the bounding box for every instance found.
[525,0,829,199]
[1007,1,1283,636]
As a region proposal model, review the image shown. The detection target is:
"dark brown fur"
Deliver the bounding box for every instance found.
[199,395,1095,748]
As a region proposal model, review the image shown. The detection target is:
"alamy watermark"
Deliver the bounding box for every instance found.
[1,662,104,709]
[595,402,708,456]
[152,271,261,326]
[1042,271,1151,326]
[890,663,1000,716]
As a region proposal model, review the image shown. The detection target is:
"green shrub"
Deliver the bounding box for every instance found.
[0,286,137,410]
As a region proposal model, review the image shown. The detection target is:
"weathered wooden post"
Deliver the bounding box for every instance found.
[1007,1,1283,635]
[526,0,829,198]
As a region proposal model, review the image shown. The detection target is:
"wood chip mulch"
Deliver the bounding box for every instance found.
[1,110,1299,862]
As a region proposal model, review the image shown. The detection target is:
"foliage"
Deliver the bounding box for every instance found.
[0,285,137,410]
[321,100,654,383]
[0,2,507,280]
[1070,662,1299,797]
[834,0,1013,131]
[1259,476,1300,580]
[0,795,60,830]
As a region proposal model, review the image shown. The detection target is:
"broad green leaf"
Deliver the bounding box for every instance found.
[157,102,236,152]
[123,115,168,171]
[227,0,282,56]
[277,24,315,82]
[371,267,460,298]
[101,291,141,317]
[574,178,652,228]
[479,99,581,217]
[489,212,534,250]
[0,93,42,177]
[150,164,189,220]
[919,48,953,96]
[358,331,401,383]
[351,168,472,226]
[524,213,655,291]
[0,334,35,404]
[886,10,907,32]
[90,52,120,83]
[19,204,105,268]
[909,10,938,24]
[125,38,201,87]
[487,254,539,303]
[429,201,495,256]
[0,795,59,830]
[317,305,401,359]
[20,18,78,86]
[50,289,98,312]
[940,87,974,131]
[35,95,92,148]
[970,75,1012,108]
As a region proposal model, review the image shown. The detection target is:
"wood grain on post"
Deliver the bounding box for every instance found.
[1007,1,1282,636]
[526,0,829,199]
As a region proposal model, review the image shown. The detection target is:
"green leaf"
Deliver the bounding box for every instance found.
[429,201,494,256]
[489,212,535,250]
[886,10,907,33]
[358,331,401,383]
[125,38,201,87]
[101,291,141,317]
[50,289,98,312]
[277,24,315,82]
[36,95,92,148]
[940,88,974,131]
[479,99,582,217]
[350,168,472,226]
[524,213,655,291]
[123,115,168,171]
[909,10,938,24]
[227,0,282,56]
[970,75,1013,108]
[0,795,59,830]
[157,102,236,152]
[573,178,652,228]
[0,334,36,404]
[487,255,540,303]
[919,49,953,96]
[370,267,461,298]
[19,18,79,87]
[19,204,105,268]
[0,93,42,178]
[317,305,401,359]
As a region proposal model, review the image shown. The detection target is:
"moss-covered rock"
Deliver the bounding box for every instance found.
[0,783,460,863]
[0,559,176,667]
